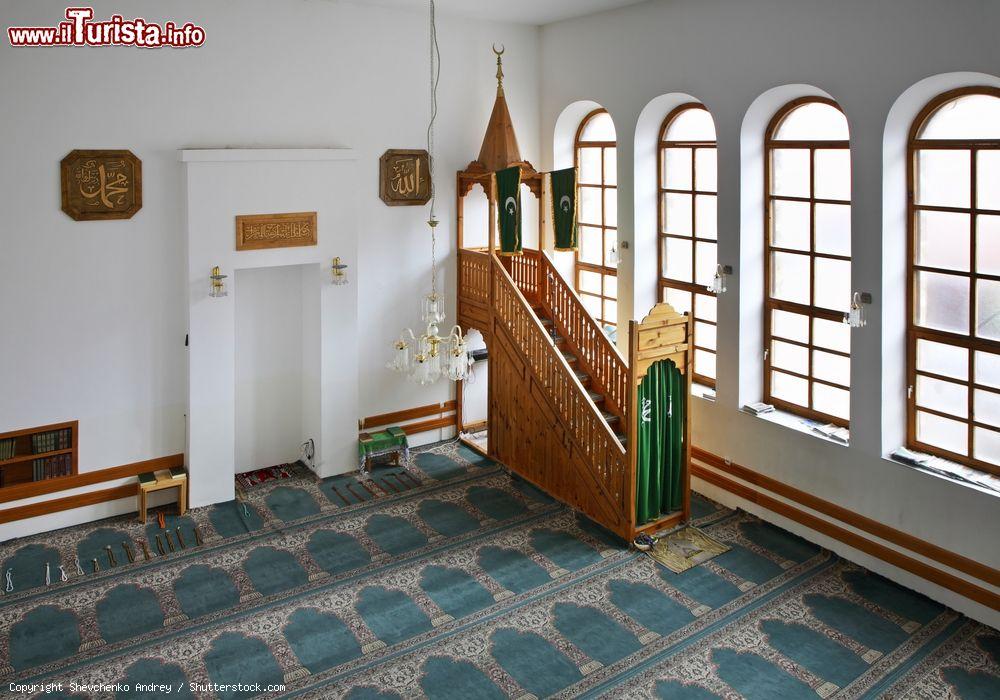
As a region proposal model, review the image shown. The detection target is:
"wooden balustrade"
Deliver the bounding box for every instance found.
[458,249,492,337]
[490,256,630,536]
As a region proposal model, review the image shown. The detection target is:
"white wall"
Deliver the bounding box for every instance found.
[0,0,540,537]
[540,0,1000,625]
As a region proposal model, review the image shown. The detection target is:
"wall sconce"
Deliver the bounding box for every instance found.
[606,240,629,268]
[209,266,228,298]
[706,264,732,294]
[844,291,872,328]
[331,257,349,286]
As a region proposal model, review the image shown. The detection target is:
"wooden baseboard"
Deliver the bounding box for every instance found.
[0,484,137,525]
[691,454,1000,612]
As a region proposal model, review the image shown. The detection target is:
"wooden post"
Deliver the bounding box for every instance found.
[627,320,638,538]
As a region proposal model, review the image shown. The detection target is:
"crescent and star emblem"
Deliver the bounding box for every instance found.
[504,196,517,216]
[559,195,571,213]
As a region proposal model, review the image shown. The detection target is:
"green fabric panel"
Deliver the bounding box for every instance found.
[636,359,685,524]
[359,430,407,460]
[549,168,577,250]
[495,166,522,255]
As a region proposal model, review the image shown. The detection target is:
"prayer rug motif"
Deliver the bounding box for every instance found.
[646,526,730,573]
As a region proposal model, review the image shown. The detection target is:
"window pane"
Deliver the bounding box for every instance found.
[813,317,850,353]
[976,215,1000,276]
[771,252,810,304]
[666,108,716,140]
[664,193,692,236]
[916,375,968,418]
[813,383,850,420]
[771,149,810,198]
[814,257,851,312]
[604,231,618,268]
[772,200,810,251]
[918,94,1000,140]
[815,203,851,257]
[916,210,971,272]
[975,350,1000,389]
[914,270,970,334]
[581,112,616,141]
[579,226,602,265]
[772,310,809,343]
[813,350,850,386]
[772,371,808,406]
[695,148,717,192]
[604,273,617,299]
[772,340,808,375]
[974,427,1000,465]
[917,411,968,455]
[604,188,617,227]
[580,187,602,225]
[664,287,692,314]
[695,321,717,351]
[663,148,692,190]
[916,150,970,208]
[603,299,617,324]
[578,269,602,294]
[578,147,602,185]
[695,294,716,322]
[603,147,617,186]
[695,241,717,286]
[974,389,1000,428]
[695,349,716,379]
[663,237,693,282]
[916,339,968,380]
[581,293,602,318]
[976,278,1000,340]
[774,102,849,141]
[695,195,717,240]
[814,149,851,201]
[977,150,1000,210]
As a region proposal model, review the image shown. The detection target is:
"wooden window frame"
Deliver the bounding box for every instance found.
[763,96,852,427]
[906,86,1000,476]
[657,103,718,388]
[574,107,618,329]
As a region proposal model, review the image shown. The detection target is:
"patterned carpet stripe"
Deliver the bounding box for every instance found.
[0,440,997,699]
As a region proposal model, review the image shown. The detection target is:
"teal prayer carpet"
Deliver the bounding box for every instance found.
[1,440,998,698]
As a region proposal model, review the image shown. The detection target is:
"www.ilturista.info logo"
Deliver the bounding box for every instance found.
[8,7,205,48]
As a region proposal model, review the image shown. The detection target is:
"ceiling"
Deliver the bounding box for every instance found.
[353,0,648,26]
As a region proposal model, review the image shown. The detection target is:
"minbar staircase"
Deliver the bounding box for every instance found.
[458,247,691,540]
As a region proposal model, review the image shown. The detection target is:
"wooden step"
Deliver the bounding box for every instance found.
[573,369,591,386]
[587,389,605,405]
[602,411,621,426]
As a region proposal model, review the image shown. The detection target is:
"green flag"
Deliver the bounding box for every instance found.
[549,167,577,251]
[635,359,684,524]
[495,166,522,256]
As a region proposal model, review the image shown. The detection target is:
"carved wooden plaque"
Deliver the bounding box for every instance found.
[379,149,431,206]
[60,150,142,220]
[235,212,317,251]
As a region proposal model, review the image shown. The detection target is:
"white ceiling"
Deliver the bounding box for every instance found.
[352,0,647,26]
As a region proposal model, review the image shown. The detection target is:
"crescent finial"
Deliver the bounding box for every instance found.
[492,43,505,56]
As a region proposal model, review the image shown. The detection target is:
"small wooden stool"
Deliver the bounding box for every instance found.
[138,467,188,522]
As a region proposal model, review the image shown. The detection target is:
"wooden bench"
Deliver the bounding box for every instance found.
[137,467,188,522]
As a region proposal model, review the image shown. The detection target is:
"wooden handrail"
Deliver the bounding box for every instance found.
[491,255,628,513]
[535,251,630,416]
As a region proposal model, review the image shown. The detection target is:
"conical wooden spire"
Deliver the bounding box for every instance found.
[476,46,522,171]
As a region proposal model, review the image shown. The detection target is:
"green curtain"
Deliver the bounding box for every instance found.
[495,166,522,256]
[549,167,577,251]
[635,359,684,524]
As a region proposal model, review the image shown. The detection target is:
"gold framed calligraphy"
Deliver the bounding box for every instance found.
[235,212,318,251]
[379,149,431,206]
[60,150,142,220]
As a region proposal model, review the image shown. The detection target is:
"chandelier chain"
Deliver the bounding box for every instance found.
[427,0,441,296]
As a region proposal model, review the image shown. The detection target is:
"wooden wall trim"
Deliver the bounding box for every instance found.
[0,453,184,505]
[691,461,1000,612]
[0,483,137,525]
[398,416,456,435]
[360,401,457,432]
[692,447,1000,588]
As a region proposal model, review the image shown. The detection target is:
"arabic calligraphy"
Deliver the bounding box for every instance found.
[380,149,431,206]
[236,212,318,251]
[76,160,130,208]
[390,157,423,197]
[61,150,142,220]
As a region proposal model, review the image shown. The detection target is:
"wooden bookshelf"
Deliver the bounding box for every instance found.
[0,420,78,489]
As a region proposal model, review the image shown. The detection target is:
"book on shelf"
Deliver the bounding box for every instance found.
[0,438,15,460]
[31,428,72,454]
[31,453,71,481]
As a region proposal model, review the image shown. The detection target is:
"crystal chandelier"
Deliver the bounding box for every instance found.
[387,0,473,385]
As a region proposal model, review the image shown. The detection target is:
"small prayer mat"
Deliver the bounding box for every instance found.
[236,464,293,491]
[647,526,730,573]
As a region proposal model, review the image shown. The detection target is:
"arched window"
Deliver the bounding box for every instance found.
[659,104,718,387]
[908,87,1000,473]
[764,98,852,425]
[575,109,618,331]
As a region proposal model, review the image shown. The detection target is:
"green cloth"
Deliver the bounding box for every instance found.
[635,359,684,524]
[549,167,578,251]
[358,429,409,471]
[495,166,522,256]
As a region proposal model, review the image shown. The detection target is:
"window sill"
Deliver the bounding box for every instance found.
[740,405,850,447]
[884,449,1000,498]
[692,383,715,402]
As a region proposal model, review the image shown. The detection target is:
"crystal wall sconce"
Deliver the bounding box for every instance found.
[844,291,872,328]
[209,266,228,298]
[331,257,349,286]
[706,264,732,294]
